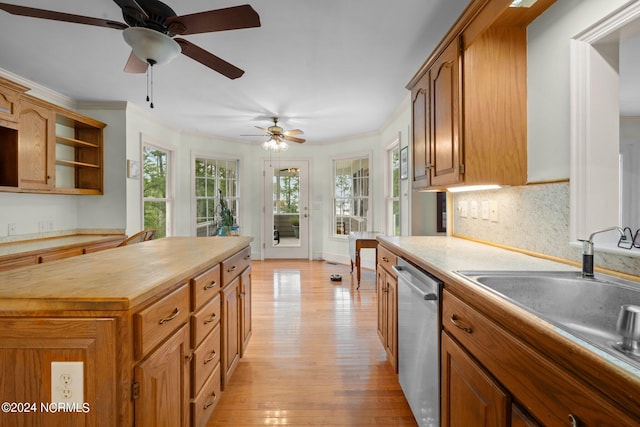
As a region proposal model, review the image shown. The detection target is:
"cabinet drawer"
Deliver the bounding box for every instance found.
[0,254,37,271]
[221,246,251,286]
[442,290,637,426]
[192,322,221,396]
[192,362,221,427]
[191,264,220,311]
[134,284,190,359]
[377,245,397,275]
[191,293,220,348]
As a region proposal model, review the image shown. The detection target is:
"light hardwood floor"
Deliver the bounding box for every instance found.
[208,259,417,426]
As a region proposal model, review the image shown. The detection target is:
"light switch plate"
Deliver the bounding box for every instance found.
[470,201,478,219]
[51,361,84,404]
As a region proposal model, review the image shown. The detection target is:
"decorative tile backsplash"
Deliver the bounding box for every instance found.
[452,182,640,277]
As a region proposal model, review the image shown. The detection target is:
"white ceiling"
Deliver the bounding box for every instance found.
[0,0,471,145]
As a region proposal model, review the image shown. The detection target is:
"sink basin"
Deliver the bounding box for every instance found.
[456,270,640,368]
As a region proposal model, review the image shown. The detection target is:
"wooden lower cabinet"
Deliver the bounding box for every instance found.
[134,324,190,427]
[221,276,241,389]
[240,267,252,357]
[0,241,252,427]
[376,264,398,372]
[442,289,639,426]
[441,331,509,427]
[0,317,118,427]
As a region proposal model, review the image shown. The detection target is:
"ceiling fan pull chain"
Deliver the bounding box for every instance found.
[149,64,154,108]
[146,66,150,104]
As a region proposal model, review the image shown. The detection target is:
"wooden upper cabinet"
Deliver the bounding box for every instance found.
[406,0,556,191]
[0,76,105,195]
[411,72,430,189]
[17,98,55,191]
[0,77,28,122]
[430,39,462,188]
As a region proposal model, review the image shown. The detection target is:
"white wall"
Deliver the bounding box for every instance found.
[0,69,425,269]
[527,0,628,182]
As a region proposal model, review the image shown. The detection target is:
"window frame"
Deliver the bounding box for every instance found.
[386,140,401,236]
[192,154,240,237]
[330,152,372,239]
[142,140,175,238]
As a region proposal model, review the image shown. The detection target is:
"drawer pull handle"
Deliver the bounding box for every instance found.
[185,352,194,364]
[203,392,217,410]
[204,351,216,364]
[204,280,217,290]
[568,414,580,427]
[158,308,180,325]
[228,265,237,273]
[382,256,390,262]
[450,314,473,334]
[244,254,251,260]
[204,313,217,324]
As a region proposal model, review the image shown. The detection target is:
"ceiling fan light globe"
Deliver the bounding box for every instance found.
[123,27,181,65]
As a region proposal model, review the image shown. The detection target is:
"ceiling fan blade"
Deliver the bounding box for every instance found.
[254,126,268,132]
[175,38,244,79]
[123,51,148,73]
[284,135,305,144]
[0,2,127,30]
[285,129,304,136]
[166,5,260,36]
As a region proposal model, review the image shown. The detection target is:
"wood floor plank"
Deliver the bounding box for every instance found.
[207,260,417,426]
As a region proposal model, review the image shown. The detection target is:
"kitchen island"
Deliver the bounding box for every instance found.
[0,236,252,427]
[378,235,640,426]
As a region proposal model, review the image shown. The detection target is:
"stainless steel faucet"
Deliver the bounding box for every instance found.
[578,226,624,278]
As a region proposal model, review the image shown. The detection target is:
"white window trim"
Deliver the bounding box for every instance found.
[142,135,176,237]
[190,151,241,237]
[385,137,400,236]
[329,150,373,240]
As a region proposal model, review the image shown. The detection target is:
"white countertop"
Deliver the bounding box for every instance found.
[377,235,578,279]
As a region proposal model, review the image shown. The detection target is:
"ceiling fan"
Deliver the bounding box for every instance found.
[246,117,305,152]
[0,0,260,79]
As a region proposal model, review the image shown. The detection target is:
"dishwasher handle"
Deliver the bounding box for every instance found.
[393,265,439,301]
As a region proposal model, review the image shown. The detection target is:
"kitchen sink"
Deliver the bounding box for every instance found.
[456,270,640,368]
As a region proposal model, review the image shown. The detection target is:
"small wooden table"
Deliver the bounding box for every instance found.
[349,231,382,288]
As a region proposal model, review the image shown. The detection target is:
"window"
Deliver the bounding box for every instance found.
[195,158,239,236]
[143,145,172,238]
[333,155,370,237]
[387,145,400,236]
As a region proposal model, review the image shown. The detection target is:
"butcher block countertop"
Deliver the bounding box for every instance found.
[0,236,251,312]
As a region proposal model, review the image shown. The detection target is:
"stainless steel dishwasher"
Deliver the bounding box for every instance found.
[393,258,442,427]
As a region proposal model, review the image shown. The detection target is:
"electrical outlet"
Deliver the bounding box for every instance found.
[51,361,83,404]
[7,223,16,236]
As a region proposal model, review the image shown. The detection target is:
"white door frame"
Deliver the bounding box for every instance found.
[262,158,311,259]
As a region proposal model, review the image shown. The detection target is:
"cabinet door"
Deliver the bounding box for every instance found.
[412,72,430,189]
[385,272,398,372]
[18,99,55,190]
[0,317,118,427]
[430,38,462,188]
[441,331,509,427]
[376,266,387,344]
[135,324,190,427]
[240,267,252,357]
[221,277,240,389]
